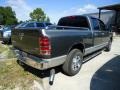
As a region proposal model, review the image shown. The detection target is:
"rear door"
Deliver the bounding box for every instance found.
[98,20,110,44]
[91,18,103,47]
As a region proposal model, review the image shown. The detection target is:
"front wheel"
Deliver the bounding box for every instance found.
[62,49,83,76]
[104,40,112,52]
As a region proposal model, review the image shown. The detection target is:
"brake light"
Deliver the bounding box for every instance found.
[39,36,51,56]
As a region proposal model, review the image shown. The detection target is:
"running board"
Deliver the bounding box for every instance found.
[83,51,102,63]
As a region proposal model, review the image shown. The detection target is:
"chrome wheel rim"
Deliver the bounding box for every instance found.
[72,55,81,71]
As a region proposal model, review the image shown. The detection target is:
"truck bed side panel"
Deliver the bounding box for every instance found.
[45,29,93,58]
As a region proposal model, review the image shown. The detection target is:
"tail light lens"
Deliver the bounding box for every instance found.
[39,36,51,56]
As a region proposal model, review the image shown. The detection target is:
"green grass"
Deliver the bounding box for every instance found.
[0,44,42,90]
[0,44,8,54]
[0,59,42,90]
[0,44,16,59]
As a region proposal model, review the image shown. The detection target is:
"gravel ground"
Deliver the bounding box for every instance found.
[40,37,120,90]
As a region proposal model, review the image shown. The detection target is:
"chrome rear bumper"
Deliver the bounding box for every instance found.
[15,50,66,70]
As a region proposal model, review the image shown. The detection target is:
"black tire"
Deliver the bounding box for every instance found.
[17,60,24,66]
[17,60,28,71]
[8,38,11,44]
[62,49,83,76]
[2,40,8,44]
[2,38,11,44]
[104,40,112,52]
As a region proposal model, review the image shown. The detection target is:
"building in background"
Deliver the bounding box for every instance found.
[85,11,115,26]
[85,4,120,35]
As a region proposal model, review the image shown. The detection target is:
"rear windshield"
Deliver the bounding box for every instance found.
[58,16,89,29]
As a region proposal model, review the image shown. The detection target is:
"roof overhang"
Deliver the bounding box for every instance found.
[98,4,120,11]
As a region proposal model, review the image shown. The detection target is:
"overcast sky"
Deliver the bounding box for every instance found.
[0,0,119,23]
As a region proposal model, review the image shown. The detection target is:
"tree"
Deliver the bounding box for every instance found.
[0,6,18,25]
[45,17,50,23]
[0,14,3,24]
[30,8,50,22]
[0,7,5,24]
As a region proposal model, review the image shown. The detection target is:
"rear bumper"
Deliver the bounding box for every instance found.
[14,49,66,70]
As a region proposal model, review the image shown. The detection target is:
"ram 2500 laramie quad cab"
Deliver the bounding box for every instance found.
[12,15,112,76]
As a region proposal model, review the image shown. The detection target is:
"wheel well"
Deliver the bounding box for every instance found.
[69,43,85,54]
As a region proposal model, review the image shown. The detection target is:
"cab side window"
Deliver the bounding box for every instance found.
[91,18,100,30]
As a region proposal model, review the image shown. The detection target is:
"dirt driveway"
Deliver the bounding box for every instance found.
[0,37,120,90]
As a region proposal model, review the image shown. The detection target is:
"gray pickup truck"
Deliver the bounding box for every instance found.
[12,15,113,76]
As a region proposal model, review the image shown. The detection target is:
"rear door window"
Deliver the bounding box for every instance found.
[99,20,106,31]
[25,23,35,27]
[91,18,100,30]
[36,23,44,27]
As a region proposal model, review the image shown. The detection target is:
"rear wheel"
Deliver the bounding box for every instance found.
[62,49,83,76]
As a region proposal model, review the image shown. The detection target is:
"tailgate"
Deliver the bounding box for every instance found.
[12,28,41,56]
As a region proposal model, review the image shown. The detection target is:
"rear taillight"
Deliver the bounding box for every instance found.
[39,36,51,56]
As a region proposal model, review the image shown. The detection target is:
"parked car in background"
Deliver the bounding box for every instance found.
[15,22,52,29]
[0,25,4,40]
[2,26,11,44]
[0,25,4,31]
[0,25,16,44]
